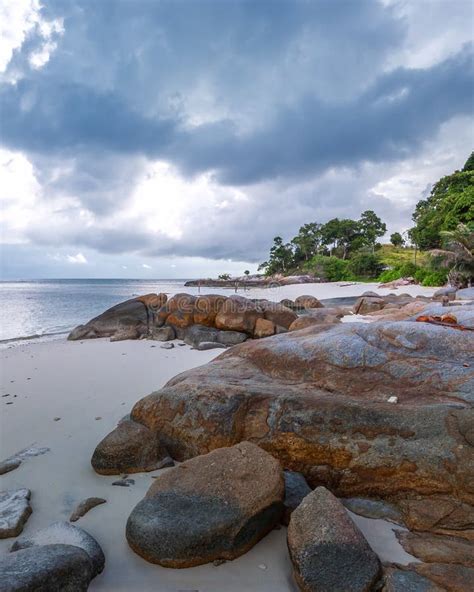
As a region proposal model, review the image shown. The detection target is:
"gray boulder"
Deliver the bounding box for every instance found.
[382,567,443,592]
[11,521,105,577]
[126,442,284,567]
[342,498,404,525]
[195,342,227,351]
[0,544,94,591]
[282,471,312,525]
[287,487,381,592]
[0,488,32,538]
[149,325,176,341]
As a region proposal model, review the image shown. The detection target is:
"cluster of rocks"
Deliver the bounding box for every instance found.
[86,299,473,588]
[67,292,339,345]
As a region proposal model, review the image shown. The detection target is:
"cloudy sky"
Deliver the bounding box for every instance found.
[0,0,472,279]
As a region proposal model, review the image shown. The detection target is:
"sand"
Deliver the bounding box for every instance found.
[0,282,429,591]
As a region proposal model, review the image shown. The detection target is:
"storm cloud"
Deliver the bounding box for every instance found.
[0,0,472,278]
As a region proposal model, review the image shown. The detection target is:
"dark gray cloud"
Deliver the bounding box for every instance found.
[1,0,473,276]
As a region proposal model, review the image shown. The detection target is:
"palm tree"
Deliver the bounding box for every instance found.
[433,224,474,287]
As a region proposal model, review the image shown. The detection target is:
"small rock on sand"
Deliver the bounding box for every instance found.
[70,497,107,522]
[112,478,135,487]
[0,458,21,476]
[10,520,105,577]
[0,488,32,539]
[160,342,174,349]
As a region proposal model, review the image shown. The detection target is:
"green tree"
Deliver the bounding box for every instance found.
[244,270,250,276]
[410,154,474,250]
[359,210,387,252]
[291,223,322,262]
[390,232,404,247]
[259,236,294,275]
[320,218,361,259]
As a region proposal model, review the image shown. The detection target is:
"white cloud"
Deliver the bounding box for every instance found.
[0,0,64,76]
[141,263,152,269]
[66,252,87,264]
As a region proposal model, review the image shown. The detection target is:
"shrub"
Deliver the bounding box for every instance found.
[347,253,384,278]
[378,268,402,283]
[305,255,351,281]
[421,271,448,287]
[414,268,428,283]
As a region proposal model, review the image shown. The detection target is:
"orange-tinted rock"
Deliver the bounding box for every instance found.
[254,300,297,329]
[254,318,275,338]
[136,293,168,310]
[353,296,385,314]
[166,311,195,329]
[396,531,474,567]
[92,420,165,475]
[215,296,262,335]
[193,295,227,327]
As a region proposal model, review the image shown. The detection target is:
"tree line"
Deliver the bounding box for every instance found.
[257,152,474,286]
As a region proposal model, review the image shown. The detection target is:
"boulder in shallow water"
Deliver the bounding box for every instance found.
[287,486,381,592]
[126,441,284,567]
[0,488,32,539]
[92,420,165,475]
[0,544,94,591]
[11,520,105,577]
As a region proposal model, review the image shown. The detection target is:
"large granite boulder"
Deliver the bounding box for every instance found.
[193,294,227,326]
[382,567,443,592]
[353,296,386,314]
[92,420,165,475]
[11,521,105,577]
[253,299,297,329]
[0,489,32,538]
[0,544,94,591]
[126,442,284,567]
[287,486,381,591]
[93,307,474,537]
[68,295,164,340]
[456,287,474,300]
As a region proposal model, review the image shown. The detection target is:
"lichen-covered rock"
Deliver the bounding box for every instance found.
[287,487,381,592]
[126,442,284,567]
[0,544,94,591]
[0,489,32,539]
[92,420,164,475]
[282,471,311,525]
[253,300,297,329]
[11,521,105,577]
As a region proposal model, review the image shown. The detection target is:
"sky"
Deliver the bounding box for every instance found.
[0,0,473,279]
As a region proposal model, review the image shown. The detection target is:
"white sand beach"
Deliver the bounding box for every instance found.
[0,282,433,591]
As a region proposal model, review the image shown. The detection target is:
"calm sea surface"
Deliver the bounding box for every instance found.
[0,279,199,343]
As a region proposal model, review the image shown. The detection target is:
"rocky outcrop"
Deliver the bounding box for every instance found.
[287,486,381,592]
[342,498,403,525]
[92,420,166,475]
[411,563,474,592]
[0,489,32,538]
[382,567,443,592]
[0,544,94,592]
[92,306,474,539]
[126,442,284,567]
[11,521,105,577]
[184,274,317,288]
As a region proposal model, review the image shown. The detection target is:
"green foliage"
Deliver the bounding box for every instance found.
[347,253,384,278]
[358,210,387,251]
[421,271,448,287]
[378,262,419,283]
[390,232,404,247]
[305,255,351,281]
[244,270,250,276]
[410,154,474,250]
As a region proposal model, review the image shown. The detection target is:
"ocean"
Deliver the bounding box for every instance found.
[0,279,198,344]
